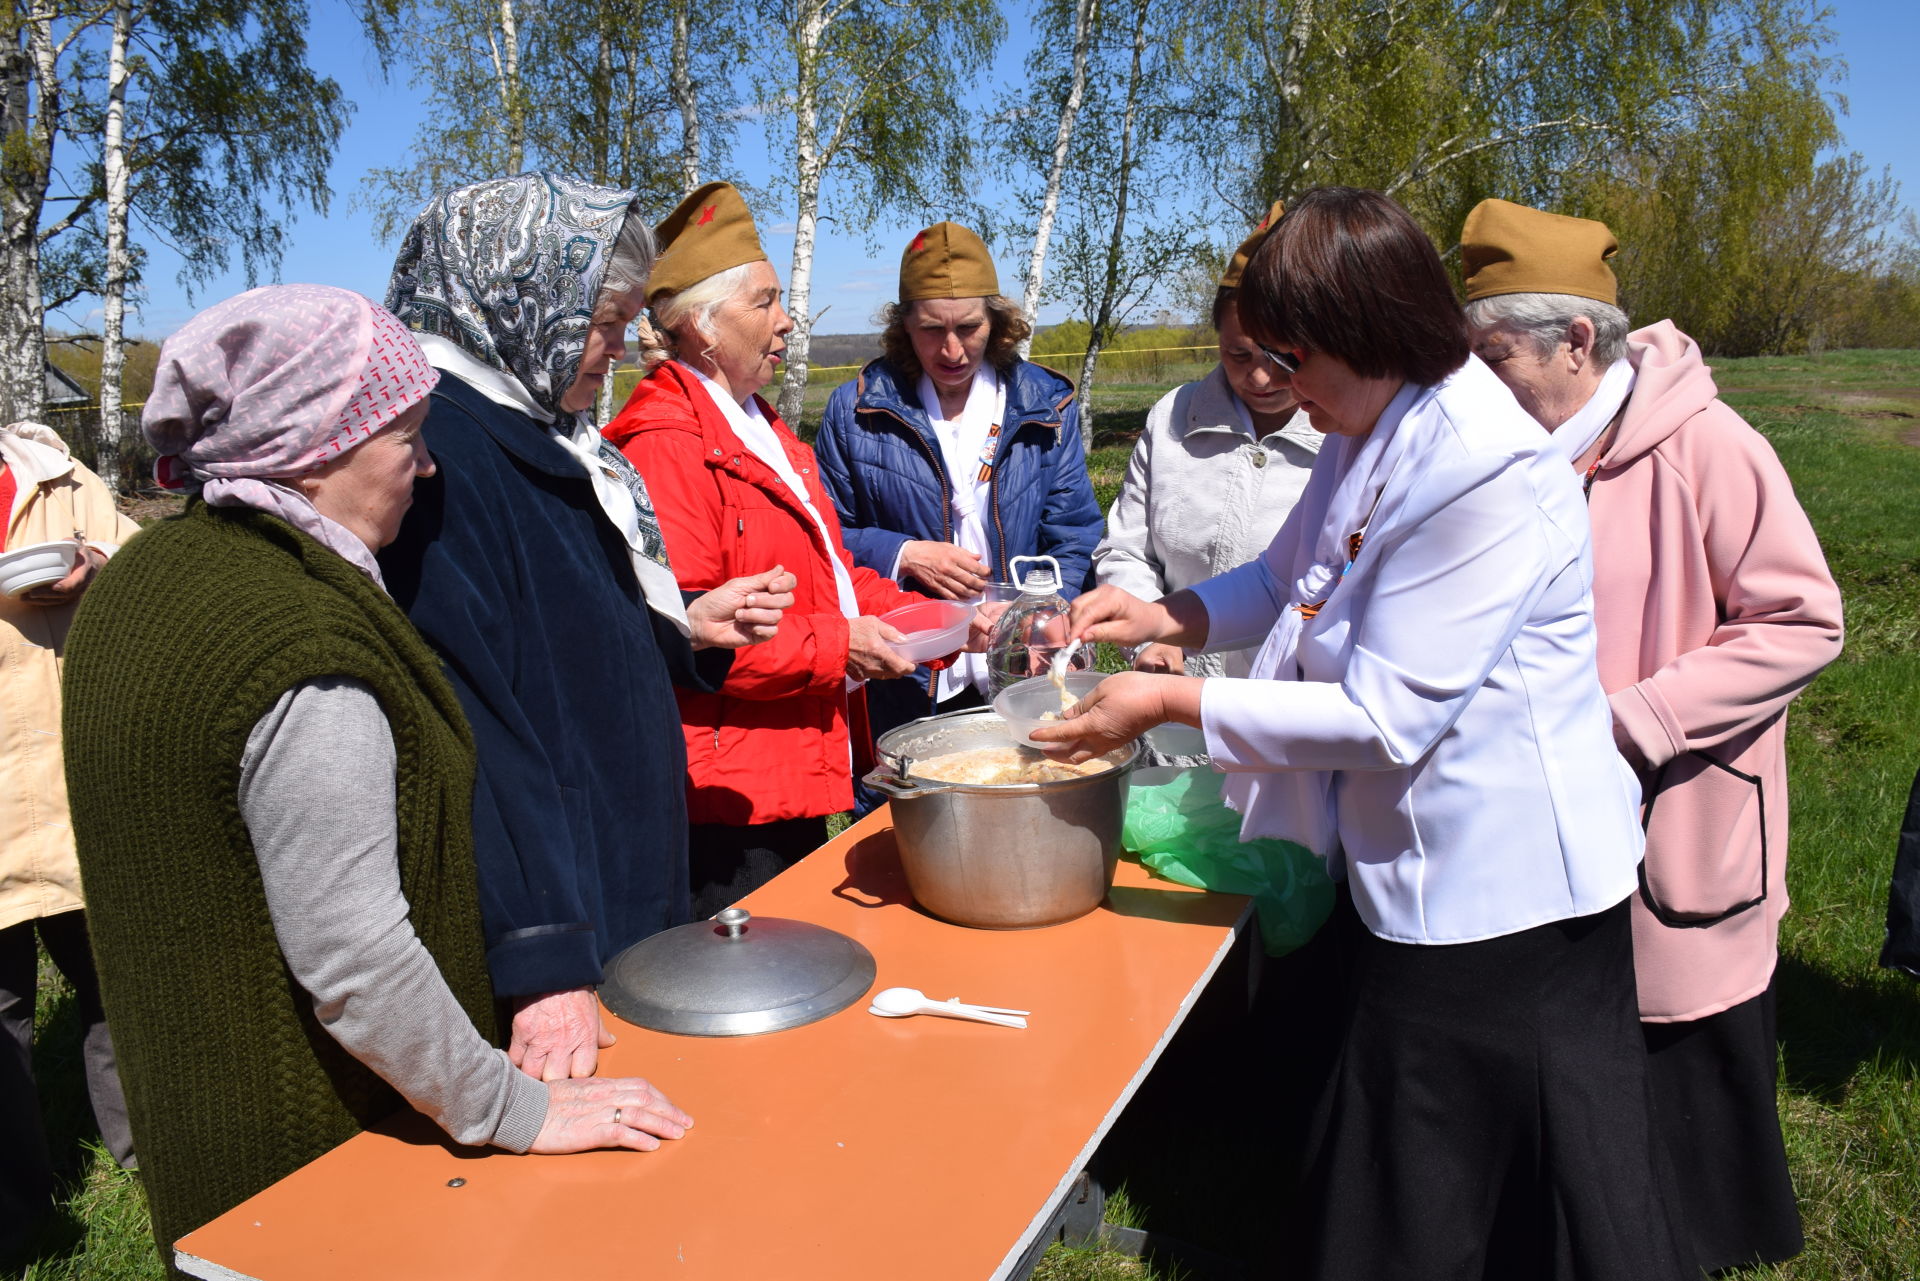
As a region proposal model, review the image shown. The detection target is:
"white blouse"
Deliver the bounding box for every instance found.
[1190,357,1644,945]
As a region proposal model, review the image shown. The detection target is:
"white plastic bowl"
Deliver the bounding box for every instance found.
[1144,721,1209,759]
[993,670,1107,748]
[0,540,80,597]
[880,599,974,664]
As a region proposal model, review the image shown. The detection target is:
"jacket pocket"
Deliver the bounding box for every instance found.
[1638,750,1768,928]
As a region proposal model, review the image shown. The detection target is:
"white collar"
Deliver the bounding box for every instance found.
[1551,358,1635,463]
[680,360,765,429]
[0,421,76,487]
[916,364,1000,428]
[415,332,555,425]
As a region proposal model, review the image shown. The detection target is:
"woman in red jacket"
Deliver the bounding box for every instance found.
[604,181,922,917]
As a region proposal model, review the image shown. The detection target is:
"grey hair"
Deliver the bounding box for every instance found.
[595,206,658,314]
[635,262,757,373]
[1464,292,1631,365]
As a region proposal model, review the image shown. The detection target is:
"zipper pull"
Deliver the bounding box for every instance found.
[738,517,745,536]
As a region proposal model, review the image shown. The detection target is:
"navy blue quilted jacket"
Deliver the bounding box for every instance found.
[814,357,1103,596]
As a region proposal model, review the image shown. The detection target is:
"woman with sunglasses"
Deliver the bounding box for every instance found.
[1092,202,1320,683]
[1034,187,1693,1280]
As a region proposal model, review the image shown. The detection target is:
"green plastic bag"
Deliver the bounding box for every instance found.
[1123,766,1335,957]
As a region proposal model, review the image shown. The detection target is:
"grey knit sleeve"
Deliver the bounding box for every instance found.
[239,678,548,1153]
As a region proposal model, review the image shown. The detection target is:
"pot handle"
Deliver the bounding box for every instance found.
[862,767,958,798]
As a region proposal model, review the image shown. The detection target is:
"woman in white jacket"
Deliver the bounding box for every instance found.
[0,420,139,1257]
[1035,187,1692,1281]
[1092,201,1320,679]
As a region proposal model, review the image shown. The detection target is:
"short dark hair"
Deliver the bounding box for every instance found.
[1238,187,1469,387]
[878,295,1033,382]
[1210,285,1237,331]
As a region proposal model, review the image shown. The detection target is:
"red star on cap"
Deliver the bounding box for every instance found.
[697,205,717,226]
[910,233,926,252]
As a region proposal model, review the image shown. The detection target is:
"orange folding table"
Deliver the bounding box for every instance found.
[175,806,1250,1280]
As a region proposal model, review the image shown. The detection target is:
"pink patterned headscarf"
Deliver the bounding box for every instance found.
[143,284,439,585]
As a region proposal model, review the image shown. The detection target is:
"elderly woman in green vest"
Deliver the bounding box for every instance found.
[60,285,706,1269]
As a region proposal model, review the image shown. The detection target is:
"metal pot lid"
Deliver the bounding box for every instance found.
[600,908,876,1037]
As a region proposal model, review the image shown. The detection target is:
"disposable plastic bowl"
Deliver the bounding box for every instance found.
[0,540,80,597]
[880,600,974,664]
[993,671,1107,748]
[1144,721,1209,759]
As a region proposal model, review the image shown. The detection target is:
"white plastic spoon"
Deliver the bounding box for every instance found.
[871,986,1030,1016]
[868,986,1029,1028]
[1049,638,1085,684]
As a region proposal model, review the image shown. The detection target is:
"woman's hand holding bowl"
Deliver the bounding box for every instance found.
[845,615,917,681]
[688,565,798,649]
[529,1074,693,1154]
[1027,670,1205,763]
[20,540,106,607]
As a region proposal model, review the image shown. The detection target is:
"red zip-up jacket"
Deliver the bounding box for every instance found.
[605,362,921,824]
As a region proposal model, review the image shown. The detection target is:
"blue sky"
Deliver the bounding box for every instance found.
[69,0,1920,341]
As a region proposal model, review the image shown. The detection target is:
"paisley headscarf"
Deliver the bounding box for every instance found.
[385,173,635,419]
[384,172,688,632]
[143,284,438,587]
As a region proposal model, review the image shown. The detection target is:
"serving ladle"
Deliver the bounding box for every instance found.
[868,986,1029,1029]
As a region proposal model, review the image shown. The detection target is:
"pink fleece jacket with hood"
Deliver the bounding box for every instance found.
[1591,321,1843,1022]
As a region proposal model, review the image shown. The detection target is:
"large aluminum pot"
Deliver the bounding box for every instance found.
[863,708,1143,929]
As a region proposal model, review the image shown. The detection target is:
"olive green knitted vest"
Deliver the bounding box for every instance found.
[62,503,494,1265]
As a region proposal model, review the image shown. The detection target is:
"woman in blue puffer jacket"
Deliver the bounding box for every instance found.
[815,220,1103,787]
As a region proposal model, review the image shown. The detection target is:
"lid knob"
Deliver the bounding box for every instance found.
[716,907,750,939]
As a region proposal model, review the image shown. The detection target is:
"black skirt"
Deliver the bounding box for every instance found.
[1290,895,1696,1281]
[1643,974,1803,1272]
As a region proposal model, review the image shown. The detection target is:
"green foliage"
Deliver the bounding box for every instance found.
[354,0,749,240]
[1196,0,1720,227]
[42,0,352,295]
[1003,0,1211,431]
[1169,0,1915,359]
[752,0,1002,230]
[122,0,349,289]
[1565,9,1905,357]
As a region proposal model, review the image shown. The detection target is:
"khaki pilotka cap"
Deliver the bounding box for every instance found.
[1459,198,1619,305]
[1217,200,1286,289]
[899,222,1000,301]
[647,181,768,304]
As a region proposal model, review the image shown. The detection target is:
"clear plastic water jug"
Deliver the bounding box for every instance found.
[986,555,1092,693]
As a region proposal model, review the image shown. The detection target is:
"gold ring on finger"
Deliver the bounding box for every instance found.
[613,1107,623,1126]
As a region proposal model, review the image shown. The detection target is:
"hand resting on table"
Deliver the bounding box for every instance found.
[530,1074,694,1154]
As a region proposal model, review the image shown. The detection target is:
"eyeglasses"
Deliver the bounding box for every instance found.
[1257,344,1302,375]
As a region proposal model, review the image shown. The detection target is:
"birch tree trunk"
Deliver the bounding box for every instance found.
[97,0,132,492]
[773,0,825,429]
[589,25,610,184]
[493,0,525,172]
[1018,0,1098,358]
[670,0,700,189]
[0,2,58,425]
[1076,0,1149,435]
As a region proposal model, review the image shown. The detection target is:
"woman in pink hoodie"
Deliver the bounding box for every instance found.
[1459,198,1844,1273]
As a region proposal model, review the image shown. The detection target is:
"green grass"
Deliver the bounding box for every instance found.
[15,349,1920,1281]
[1719,350,1920,1281]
